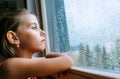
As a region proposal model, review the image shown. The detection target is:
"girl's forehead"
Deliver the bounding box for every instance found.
[21,14,38,25]
[17,14,39,30]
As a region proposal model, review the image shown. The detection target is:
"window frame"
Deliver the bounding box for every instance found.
[64,67,120,79]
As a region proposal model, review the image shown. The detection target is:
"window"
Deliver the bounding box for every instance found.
[42,0,120,74]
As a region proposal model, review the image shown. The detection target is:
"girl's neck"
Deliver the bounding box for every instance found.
[17,48,33,58]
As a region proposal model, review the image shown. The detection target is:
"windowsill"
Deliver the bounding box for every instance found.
[67,66,120,79]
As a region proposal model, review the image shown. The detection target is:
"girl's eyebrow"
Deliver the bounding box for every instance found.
[28,22,40,28]
[28,23,38,26]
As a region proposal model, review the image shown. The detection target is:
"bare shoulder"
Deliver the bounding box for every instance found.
[0,57,44,71]
[0,58,23,78]
[1,58,36,68]
[0,57,44,78]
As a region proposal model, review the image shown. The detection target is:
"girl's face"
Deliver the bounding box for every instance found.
[17,14,46,53]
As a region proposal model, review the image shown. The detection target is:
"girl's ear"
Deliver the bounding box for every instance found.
[6,31,20,45]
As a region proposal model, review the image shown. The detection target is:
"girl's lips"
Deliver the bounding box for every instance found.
[41,39,46,42]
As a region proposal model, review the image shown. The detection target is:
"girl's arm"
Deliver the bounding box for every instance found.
[1,53,74,78]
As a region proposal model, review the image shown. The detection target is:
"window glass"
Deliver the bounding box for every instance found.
[44,0,120,73]
[64,0,120,73]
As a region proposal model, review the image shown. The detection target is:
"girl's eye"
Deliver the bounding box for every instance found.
[31,24,38,29]
[30,23,40,30]
[32,26,41,30]
[32,26,37,29]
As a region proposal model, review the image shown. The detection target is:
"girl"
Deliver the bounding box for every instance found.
[0,9,74,79]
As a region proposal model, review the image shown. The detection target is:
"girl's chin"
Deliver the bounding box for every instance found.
[39,47,45,52]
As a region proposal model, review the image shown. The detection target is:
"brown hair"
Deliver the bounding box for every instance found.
[0,9,31,60]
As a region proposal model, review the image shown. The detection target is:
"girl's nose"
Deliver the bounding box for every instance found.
[40,30,45,36]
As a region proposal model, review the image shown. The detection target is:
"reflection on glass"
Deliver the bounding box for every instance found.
[64,0,120,73]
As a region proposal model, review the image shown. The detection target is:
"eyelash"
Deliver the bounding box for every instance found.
[30,23,41,30]
[31,26,41,30]
[32,26,37,29]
